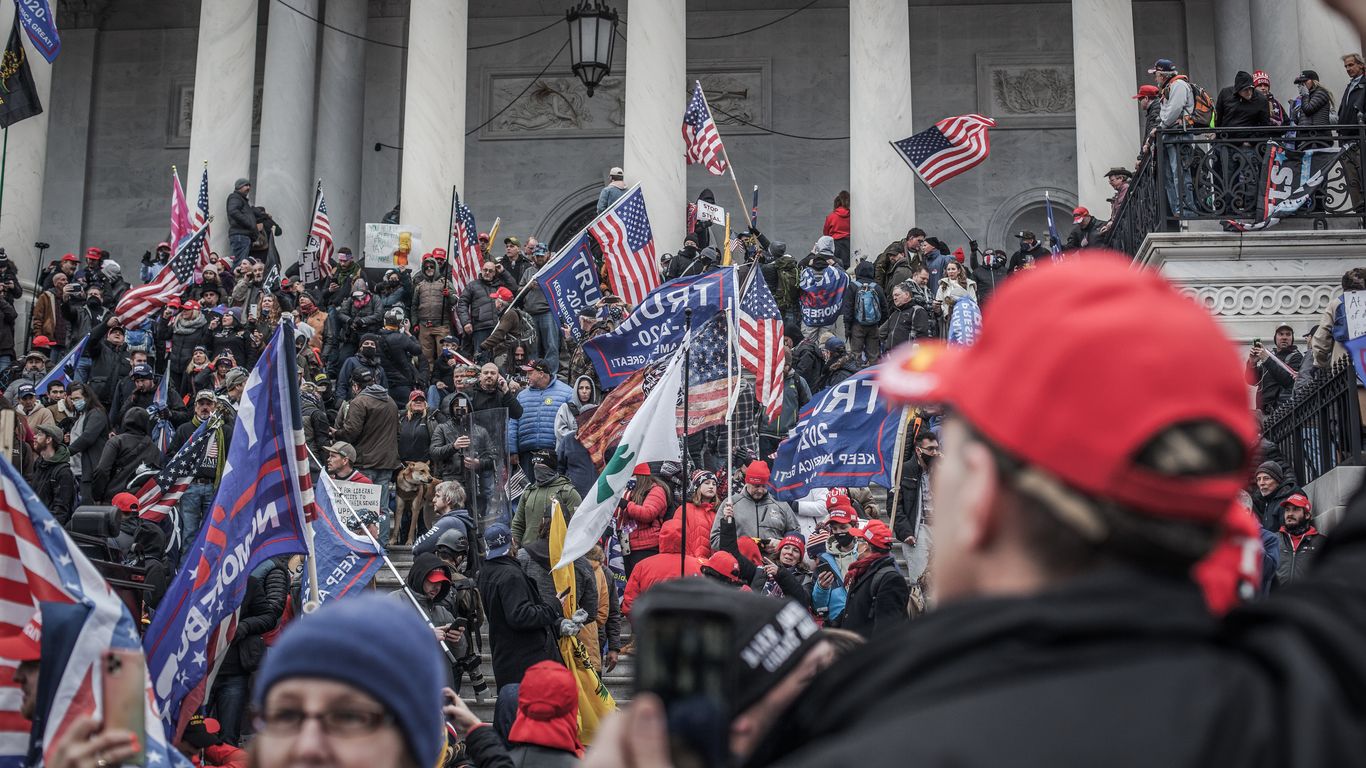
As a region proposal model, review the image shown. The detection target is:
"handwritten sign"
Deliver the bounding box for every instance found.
[363,223,424,270]
[1344,290,1366,341]
[333,480,382,516]
[695,200,725,225]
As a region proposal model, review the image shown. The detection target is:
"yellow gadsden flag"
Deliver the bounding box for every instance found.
[549,500,616,742]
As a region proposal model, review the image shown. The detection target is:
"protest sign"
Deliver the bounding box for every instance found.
[364,223,424,270]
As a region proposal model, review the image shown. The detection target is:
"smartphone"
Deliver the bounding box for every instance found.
[451,617,470,632]
[100,649,146,766]
[1253,338,1263,348]
[814,559,837,581]
[635,607,735,767]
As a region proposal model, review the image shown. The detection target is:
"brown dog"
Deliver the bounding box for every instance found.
[392,460,435,545]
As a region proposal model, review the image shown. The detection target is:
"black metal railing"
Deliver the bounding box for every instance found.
[1264,356,1365,486]
[1102,123,1366,256]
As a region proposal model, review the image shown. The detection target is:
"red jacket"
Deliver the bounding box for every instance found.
[823,207,850,240]
[193,745,248,768]
[681,501,716,558]
[622,519,701,615]
[619,484,668,552]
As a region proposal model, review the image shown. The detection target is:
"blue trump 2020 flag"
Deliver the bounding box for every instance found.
[35,333,88,396]
[947,296,982,347]
[15,0,60,63]
[144,323,315,740]
[770,366,907,501]
[539,232,603,342]
[301,479,383,604]
[799,265,848,327]
[583,267,735,388]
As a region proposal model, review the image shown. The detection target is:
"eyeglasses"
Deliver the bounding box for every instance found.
[255,708,393,736]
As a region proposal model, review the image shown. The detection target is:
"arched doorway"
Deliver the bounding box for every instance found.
[986,188,1079,251]
[549,202,599,251]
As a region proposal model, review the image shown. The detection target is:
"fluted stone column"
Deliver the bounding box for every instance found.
[0,1,53,292]
[400,0,466,254]
[40,28,95,266]
[313,0,367,252]
[1297,0,1363,100]
[1214,0,1252,88]
[622,0,685,252]
[850,0,914,260]
[1072,0,1137,212]
[1250,0,1301,98]
[257,0,319,264]
[187,0,259,258]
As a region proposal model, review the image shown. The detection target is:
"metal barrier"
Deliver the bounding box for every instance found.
[1264,356,1364,486]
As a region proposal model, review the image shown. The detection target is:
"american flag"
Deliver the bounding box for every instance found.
[116,219,209,328]
[685,314,733,434]
[682,80,727,175]
[307,183,334,278]
[170,167,193,248]
[137,418,213,525]
[450,193,482,295]
[0,456,185,767]
[579,360,667,469]
[149,359,175,456]
[588,186,659,306]
[193,164,210,238]
[737,267,783,422]
[890,114,996,187]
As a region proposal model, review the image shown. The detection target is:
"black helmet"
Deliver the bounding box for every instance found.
[436,527,469,556]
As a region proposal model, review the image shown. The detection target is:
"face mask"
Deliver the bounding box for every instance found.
[87,297,102,308]
[533,464,555,485]
[1298,83,1309,96]
[73,399,86,412]
[833,531,855,547]
[361,348,377,359]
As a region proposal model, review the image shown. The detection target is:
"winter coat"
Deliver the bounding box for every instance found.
[622,519,701,616]
[516,547,597,634]
[92,408,162,502]
[430,396,498,481]
[332,384,400,470]
[709,491,798,550]
[843,277,888,329]
[1065,218,1108,250]
[337,353,388,396]
[1275,525,1324,585]
[410,273,450,325]
[457,279,501,332]
[476,555,562,688]
[1245,345,1303,414]
[1294,84,1335,128]
[397,411,437,462]
[1214,72,1272,129]
[880,299,931,349]
[157,313,212,378]
[679,501,716,558]
[934,278,978,318]
[791,338,824,394]
[85,322,131,407]
[32,446,77,526]
[379,328,421,388]
[67,406,109,481]
[751,546,1366,768]
[470,384,524,419]
[511,474,581,545]
[219,559,287,675]
[819,354,862,391]
[226,190,257,237]
[1253,480,1300,532]
[412,509,478,561]
[404,552,458,632]
[30,289,65,343]
[619,484,668,552]
[598,182,627,214]
[513,379,574,453]
[336,294,383,346]
[834,554,908,639]
[809,551,850,621]
[823,207,850,240]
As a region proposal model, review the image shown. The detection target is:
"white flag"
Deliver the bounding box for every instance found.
[554,347,686,569]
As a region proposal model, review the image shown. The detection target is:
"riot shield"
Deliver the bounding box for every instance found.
[469,407,512,531]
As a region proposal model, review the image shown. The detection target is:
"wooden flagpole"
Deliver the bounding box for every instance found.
[697,81,754,226]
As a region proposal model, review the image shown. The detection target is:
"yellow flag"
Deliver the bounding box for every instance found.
[549,500,616,742]
[722,213,733,266]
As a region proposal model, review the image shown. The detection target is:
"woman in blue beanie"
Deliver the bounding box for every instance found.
[249,593,447,768]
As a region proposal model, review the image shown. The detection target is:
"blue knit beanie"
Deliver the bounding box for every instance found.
[253,594,445,768]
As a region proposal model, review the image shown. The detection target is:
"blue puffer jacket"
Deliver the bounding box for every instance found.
[513,379,574,452]
[810,551,848,622]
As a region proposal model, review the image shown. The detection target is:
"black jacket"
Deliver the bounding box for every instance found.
[1341,75,1365,125]
[1254,480,1301,532]
[1246,345,1303,414]
[220,558,288,675]
[1215,72,1272,129]
[85,320,130,407]
[68,406,109,482]
[0,294,15,358]
[475,555,562,688]
[753,512,1366,768]
[819,354,861,391]
[380,328,421,387]
[469,385,523,420]
[31,446,77,526]
[1276,527,1325,585]
[92,408,162,502]
[1296,84,1336,128]
[226,190,257,237]
[879,301,930,350]
[1009,241,1049,272]
[832,554,907,639]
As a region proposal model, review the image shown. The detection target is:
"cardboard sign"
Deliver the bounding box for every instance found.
[1344,290,1366,341]
[695,199,725,225]
[363,223,424,270]
[299,249,321,285]
[332,480,382,515]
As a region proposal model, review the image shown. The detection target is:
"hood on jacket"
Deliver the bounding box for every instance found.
[1233,70,1255,93]
[121,406,151,435]
[359,383,391,401]
[573,375,599,407]
[131,518,166,557]
[697,188,716,205]
[658,517,684,554]
[41,444,72,465]
[406,552,451,601]
[508,661,584,757]
[855,261,876,280]
[769,241,788,259]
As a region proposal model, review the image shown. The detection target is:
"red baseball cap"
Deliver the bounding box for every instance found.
[181,299,201,311]
[1071,206,1090,223]
[824,497,859,525]
[700,551,742,583]
[853,520,895,550]
[1132,84,1160,99]
[111,492,140,513]
[425,569,450,585]
[879,254,1254,524]
[60,253,78,263]
[1281,493,1311,510]
[166,297,182,309]
[492,287,514,302]
[31,335,53,349]
[0,610,42,661]
[84,247,103,259]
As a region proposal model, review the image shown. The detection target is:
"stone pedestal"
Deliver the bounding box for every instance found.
[313,0,367,252]
[623,0,685,251]
[400,0,467,255]
[1072,0,1137,213]
[0,1,53,293]
[849,0,914,261]
[40,28,96,267]
[256,0,319,264]
[1214,0,1252,89]
[1250,0,1301,98]
[187,0,259,258]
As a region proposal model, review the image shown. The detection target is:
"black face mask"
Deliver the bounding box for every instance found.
[682,245,698,258]
[533,464,556,485]
[361,348,377,360]
[833,531,855,547]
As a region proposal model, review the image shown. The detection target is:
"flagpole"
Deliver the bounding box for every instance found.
[894,143,979,248]
[886,407,915,538]
[681,307,692,576]
[751,185,759,230]
[0,128,9,224]
[697,81,755,223]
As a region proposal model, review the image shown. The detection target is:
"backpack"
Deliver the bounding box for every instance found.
[775,257,800,311]
[1171,75,1215,128]
[854,281,882,325]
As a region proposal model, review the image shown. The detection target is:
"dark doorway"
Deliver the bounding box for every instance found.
[549,203,600,251]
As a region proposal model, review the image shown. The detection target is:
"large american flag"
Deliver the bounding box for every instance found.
[0,456,184,767]
[682,80,727,175]
[170,167,193,248]
[116,219,209,328]
[579,360,667,469]
[588,185,659,306]
[684,314,733,434]
[737,267,783,422]
[890,114,996,187]
[450,193,482,295]
[137,418,214,525]
[193,164,210,235]
[307,183,334,278]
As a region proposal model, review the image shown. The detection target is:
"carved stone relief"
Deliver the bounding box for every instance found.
[1179,283,1335,317]
[166,77,264,149]
[479,60,769,140]
[975,53,1074,129]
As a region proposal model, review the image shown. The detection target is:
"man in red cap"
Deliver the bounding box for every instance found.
[736,254,1366,765]
[710,460,798,552]
[1065,206,1106,249]
[1275,493,1323,585]
[831,519,907,639]
[480,285,535,363]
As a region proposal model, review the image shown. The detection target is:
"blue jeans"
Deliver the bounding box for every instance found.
[533,312,560,373]
[178,480,216,555]
[209,673,249,744]
[228,233,253,263]
[1165,143,1195,217]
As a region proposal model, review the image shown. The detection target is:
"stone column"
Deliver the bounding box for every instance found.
[400,0,466,255]
[256,0,319,265]
[1072,0,1137,212]
[1214,0,1252,88]
[40,28,96,266]
[313,0,368,252]
[850,0,914,261]
[0,1,53,294]
[1297,0,1363,100]
[623,0,685,252]
[1250,0,1301,98]
[187,0,259,258]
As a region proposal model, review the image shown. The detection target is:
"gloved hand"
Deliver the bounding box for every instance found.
[570,609,589,625]
[558,618,583,637]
